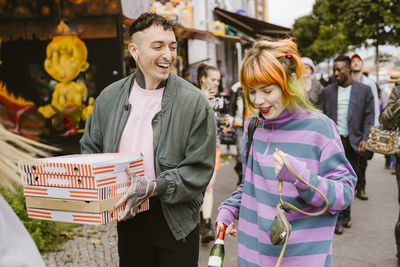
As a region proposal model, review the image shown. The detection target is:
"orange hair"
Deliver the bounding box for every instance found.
[240,38,318,113]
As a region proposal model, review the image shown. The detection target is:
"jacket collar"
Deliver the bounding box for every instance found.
[161,73,175,112]
[134,67,167,89]
[120,71,176,113]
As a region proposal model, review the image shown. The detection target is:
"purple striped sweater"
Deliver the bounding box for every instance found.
[216,109,357,267]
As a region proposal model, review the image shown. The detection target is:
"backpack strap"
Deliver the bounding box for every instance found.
[245,116,259,164]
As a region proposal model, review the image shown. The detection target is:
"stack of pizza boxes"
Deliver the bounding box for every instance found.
[18,152,149,225]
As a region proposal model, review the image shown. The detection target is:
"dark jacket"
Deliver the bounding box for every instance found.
[228,82,246,127]
[321,81,375,151]
[80,72,217,240]
[380,83,400,130]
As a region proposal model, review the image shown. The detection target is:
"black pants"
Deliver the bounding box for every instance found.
[337,136,362,226]
[356,152,370,192]
[234,126,244,185]
[117,198,199,267]
[394,157,400,258]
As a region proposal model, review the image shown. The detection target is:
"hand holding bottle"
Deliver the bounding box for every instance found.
[208,223,227,267]
[216,222,237,237]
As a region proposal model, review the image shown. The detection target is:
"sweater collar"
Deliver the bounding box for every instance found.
[258,108,295,127]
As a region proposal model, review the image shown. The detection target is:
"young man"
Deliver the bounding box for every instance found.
[351,54,380,200]
[351,54,380,126]
[80,12,216,267]
[320,55,375,234]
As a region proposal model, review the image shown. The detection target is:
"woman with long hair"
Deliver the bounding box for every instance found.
[215,38,356,266]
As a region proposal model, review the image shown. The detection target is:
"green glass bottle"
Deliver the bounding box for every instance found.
[207,224,227,267]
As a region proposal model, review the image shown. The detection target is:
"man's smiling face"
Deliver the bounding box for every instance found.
[129,24,177,87]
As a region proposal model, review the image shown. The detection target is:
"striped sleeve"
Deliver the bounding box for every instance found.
[278,120,357,213]
[216,117,253,226]
[216,183,243,226]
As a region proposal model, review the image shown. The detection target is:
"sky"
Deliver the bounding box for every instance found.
[268,0,315,28]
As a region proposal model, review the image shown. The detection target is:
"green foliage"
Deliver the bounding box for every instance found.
[293,0,400,62]
[293,15,320,50]
[0,185,75,252]
[340,0,400,47]
[293,15,349,62]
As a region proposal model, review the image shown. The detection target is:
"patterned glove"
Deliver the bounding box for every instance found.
[115,168,157,221]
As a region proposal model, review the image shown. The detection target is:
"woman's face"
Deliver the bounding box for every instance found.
[248,84,286,120]
[201,69,221,96]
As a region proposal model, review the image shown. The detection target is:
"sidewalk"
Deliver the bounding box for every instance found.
[42,149,399,266]
[332,153,398,267]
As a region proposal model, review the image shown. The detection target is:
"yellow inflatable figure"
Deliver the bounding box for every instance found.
[38,22,91,136]
[81,97,95,121]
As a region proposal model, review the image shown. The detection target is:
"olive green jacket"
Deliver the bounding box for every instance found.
[80,72,216,240]
[380,83,400,130]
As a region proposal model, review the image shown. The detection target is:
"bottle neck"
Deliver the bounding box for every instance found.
[214,238,224,245]
[215,224,227,244]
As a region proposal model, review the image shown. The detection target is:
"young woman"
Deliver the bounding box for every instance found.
[197,64,229,243]
[215,38,357,266]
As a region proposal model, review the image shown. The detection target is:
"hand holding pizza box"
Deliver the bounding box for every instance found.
[19,152,149,225]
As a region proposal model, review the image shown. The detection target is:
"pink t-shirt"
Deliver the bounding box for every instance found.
[118,80,164,181]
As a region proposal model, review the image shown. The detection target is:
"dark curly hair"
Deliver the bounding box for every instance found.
[129,12,176,37]
[334,55,351,67]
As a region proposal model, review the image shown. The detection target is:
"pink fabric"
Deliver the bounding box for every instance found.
[118,81,164,181]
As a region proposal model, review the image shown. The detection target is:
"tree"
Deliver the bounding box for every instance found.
[338,0,400,81]
[293,15,348,63]
[293,0,400,80]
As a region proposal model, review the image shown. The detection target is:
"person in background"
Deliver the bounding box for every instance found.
[351,54,379,126]
[217,59,226,94]
[363,71,383,110]
[321,55,375,234]
[350,54,380,200]
[228,81,251,186]
[382,72,400,175]
[319,73,335,87]
[0,124,55,267]
[216,38,356,266]
[390,157,398,175]
[197,63,229,244]
[379,80,400,264]
[301,57,323,108]
[81,13,216,267]
[382,72,400,111]
[181,66,195,85]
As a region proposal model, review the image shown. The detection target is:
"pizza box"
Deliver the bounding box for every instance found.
[19,152,143,177]
[23,180,131,201]
[26,200,149,225]
[20,152,149,224]
[21,168,144,189]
